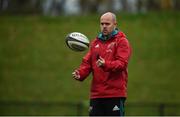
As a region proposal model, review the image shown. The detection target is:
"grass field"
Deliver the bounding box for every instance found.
[0,11,180,115]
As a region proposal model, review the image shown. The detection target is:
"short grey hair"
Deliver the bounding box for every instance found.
[101,12,117,23]
[111,12,117,23]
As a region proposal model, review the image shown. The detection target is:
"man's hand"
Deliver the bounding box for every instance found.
[72,70,80,80]
[96,56,105,67]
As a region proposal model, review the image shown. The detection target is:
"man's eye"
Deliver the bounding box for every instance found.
[101,23,109,25]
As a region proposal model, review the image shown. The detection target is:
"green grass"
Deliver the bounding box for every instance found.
[0,11,180,115]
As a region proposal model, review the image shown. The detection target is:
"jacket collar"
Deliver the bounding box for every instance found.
[98,29,119,41]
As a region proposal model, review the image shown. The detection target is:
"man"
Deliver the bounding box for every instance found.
[72,12,132,116]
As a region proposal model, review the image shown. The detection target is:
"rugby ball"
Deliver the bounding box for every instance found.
[66,32,89,52]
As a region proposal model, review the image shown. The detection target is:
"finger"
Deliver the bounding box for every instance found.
[72,70,80,79]
[96,60,102,67]
[72,71,77,78]
[72,70,78,75]
[75,70,79,74]
[72,74,76,78]
[72,72,77,77]
[99,56,103,60]
[96,60,100,66]
[73,74,78,79]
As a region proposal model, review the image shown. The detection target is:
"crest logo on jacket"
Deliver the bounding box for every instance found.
[107,42,115,49]
[95,44,99,48]
[106,42,115,53]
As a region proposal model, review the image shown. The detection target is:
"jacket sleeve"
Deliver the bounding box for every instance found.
[76,50,92,81]
[102,38,132,72]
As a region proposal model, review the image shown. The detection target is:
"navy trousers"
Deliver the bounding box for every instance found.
[89,97,126,116]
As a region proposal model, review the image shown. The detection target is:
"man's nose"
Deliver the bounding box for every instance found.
[103,24,106,28]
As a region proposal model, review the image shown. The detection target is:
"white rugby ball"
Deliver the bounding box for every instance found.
[66,32,89,52]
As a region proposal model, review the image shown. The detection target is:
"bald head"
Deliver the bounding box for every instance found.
[100,12,117,23]
[100,12,117,35]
